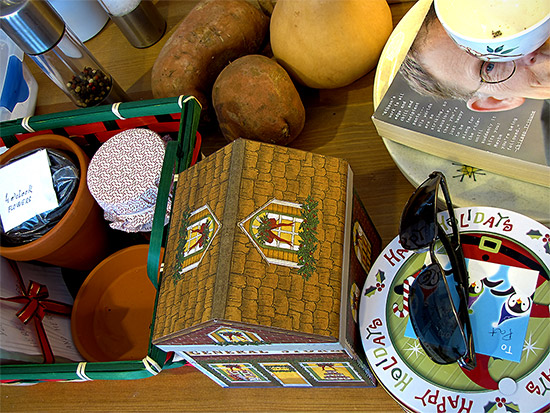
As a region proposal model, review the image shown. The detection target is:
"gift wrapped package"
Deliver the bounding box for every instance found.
[0,256,83,364]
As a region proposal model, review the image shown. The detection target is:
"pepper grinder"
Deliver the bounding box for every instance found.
[97,0,166,49]
[0,0,128,108]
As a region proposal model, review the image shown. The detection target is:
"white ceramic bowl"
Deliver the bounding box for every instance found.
[434,0,550,61]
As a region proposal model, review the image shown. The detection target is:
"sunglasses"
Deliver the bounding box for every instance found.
[399,171,476,370]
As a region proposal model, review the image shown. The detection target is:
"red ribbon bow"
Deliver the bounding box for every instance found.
[1,278,73,364]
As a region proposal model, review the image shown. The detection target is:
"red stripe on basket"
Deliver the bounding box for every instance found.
[116,116,159,129]
[93,130,125,143]
[64,122,107,136]
[149,122,181,134]
[191,132,202,165]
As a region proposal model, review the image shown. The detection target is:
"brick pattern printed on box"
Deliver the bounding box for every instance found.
[152,139,382,388]
[154,139,349,339]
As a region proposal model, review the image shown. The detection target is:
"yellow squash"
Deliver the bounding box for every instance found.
[270,0,393,89]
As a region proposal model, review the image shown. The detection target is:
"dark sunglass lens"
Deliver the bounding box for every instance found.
[399,178,439,250]
[409,263,467,364]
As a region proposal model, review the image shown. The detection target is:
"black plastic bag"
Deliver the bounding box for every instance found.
[0,148,80,246]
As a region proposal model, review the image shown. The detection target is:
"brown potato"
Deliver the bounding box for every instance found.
[151,0,269,121]
[212,54,305,145]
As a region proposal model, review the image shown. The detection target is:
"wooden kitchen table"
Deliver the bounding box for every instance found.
[1,1,417,411]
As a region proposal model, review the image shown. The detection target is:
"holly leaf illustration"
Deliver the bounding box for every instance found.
[545,242,550,255]
[376,270,386,284]
[495,45,504,53]
[364,286,377,297]
[504,402,520,412]
[527,229,543,239]
[487,46,494,53]
[483,401,497,413]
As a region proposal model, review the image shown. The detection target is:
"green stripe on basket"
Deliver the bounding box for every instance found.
[0,96,192,148]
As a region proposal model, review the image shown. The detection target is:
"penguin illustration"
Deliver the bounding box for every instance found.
[467,278,504,312]
[465,259,503,313]
[489,265,539,327]
[491,287,533,326]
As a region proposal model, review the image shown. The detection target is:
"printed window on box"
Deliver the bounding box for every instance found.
[299,362,364,382]
[260,362,311,387]
[209,363,270,383]
[185,217,214,257]
[252,211,303,251]
[178,204,221,274]
[238,199,317,269]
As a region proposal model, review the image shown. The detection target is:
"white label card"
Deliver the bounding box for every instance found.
[0,149,59,232]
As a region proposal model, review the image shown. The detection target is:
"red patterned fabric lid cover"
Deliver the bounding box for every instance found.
[87,128,170,232]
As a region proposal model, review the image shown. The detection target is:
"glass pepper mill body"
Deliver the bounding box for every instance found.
[0,0,128,108]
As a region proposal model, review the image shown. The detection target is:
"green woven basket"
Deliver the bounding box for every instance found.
[0,95,201,383]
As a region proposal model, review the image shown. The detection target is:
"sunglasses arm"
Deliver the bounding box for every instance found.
[436,223,468,288]
[436,223,477,370]
[437,173,461,245]
[435,173,469,289]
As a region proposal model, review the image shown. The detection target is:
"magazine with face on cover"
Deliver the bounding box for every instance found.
[371,1,550,187]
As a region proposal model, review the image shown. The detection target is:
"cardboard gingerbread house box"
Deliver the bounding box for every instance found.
[152,139,382,388]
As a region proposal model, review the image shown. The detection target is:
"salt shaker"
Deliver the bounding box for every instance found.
[97,0,166,49]
[46,0,109,43]
[0,0,128,108]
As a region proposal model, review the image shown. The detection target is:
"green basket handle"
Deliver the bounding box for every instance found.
[147,96,201,289]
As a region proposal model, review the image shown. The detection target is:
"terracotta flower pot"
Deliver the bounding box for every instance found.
[0,134,109,270]
[71,244,158,362]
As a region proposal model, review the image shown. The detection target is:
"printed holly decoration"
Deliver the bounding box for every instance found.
[298,195,319,280]
[173,208,191,282]
[364,270,386,297]
[483,397,519,412]
[256,215,271,245]
[527,229,550,255]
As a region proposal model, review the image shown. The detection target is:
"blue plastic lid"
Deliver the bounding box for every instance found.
[0,54,29,112]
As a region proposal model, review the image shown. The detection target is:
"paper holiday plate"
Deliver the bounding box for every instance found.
[71,245,157,362]
[359,206,550,413]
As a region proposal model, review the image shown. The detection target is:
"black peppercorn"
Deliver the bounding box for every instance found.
[67,67,113,107]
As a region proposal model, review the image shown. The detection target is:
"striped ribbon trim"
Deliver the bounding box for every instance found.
[21,117,35,133]
[111,102,126,120]
[142,356,162,375]
[178,95,201,109]
[76,362,92,381]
